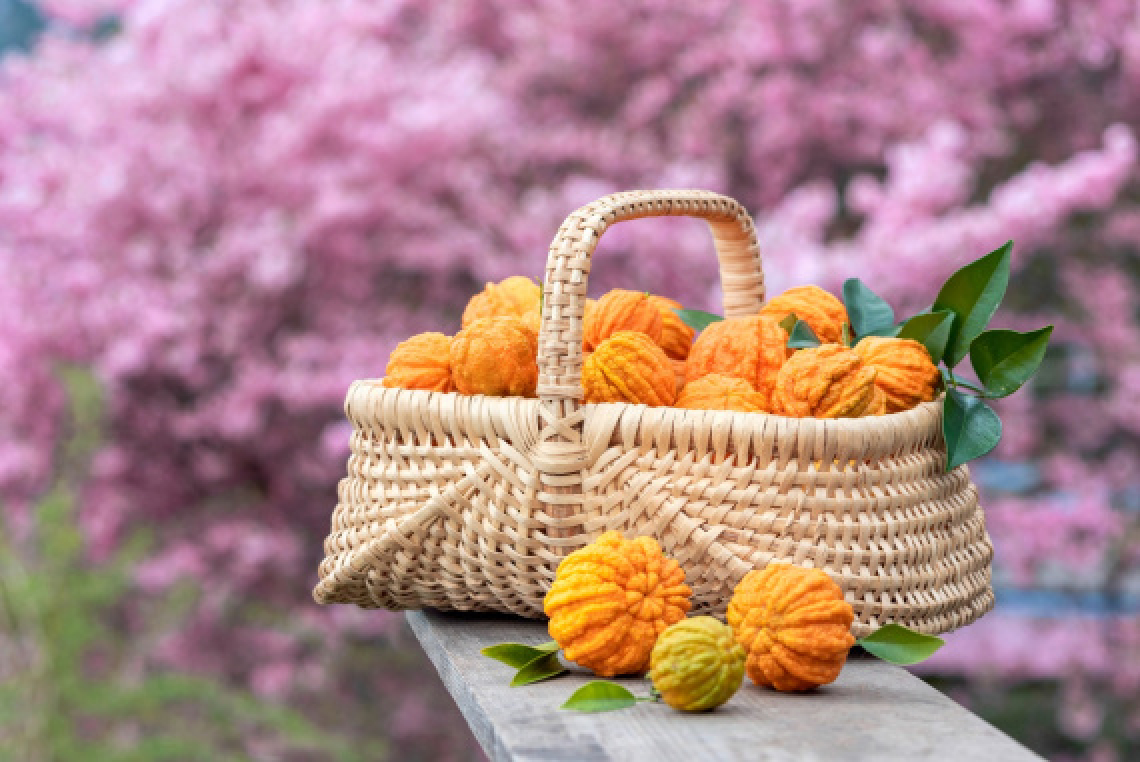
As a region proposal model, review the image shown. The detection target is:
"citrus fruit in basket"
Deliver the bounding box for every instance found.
[649,295,695,361]
[450,316,539,397]
[771,344,879,418]
[726,564,855,692]
[544,531,692,677]
[582,331,676,406]
[583,289,664,352]
[685,314,789,400]
[855,336,941,413]
[759,285,850,345]
[676,373,768,413]
[649,616,746,712]
[461,275,542,328]
[382,332,455,393]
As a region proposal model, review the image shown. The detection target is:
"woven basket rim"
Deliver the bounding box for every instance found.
[362,378,943,431]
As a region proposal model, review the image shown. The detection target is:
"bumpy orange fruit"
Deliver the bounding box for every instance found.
[382,332,455,393]
[544,531,693,677]
[650,295,696,361]
[461,276,542,328]
[685,315,789,400]
[670,358,687,397]
[583,289,664,352]
[771,344,879,418]
[759,285,850,345]
[676,373,768,413]
[649,617,746,711]
[521,308,542,336]
[450,316,538,397]
[582,331,676,406]
[726,564,855,692]
[854,336,941,413]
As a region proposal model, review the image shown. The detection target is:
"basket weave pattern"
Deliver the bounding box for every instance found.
[314,190,995,637]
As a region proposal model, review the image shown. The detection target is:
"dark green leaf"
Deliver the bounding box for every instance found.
[674,308,723,332]
[943,388,1002,470]
[857,623,945,665]
[510,652,566,687]
[481,641,560,669]
[561,681,638,712]
[843,278,895,339]
[778,313,798,335]
[897,310,955,365]
[969,326,1053,398]
[932,241,1012,367]
[787,320,821,349]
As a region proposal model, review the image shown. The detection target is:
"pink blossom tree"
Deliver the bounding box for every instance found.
[2,0,1139,756]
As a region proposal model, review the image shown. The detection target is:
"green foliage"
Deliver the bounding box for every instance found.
[786,319,822,349]
[857,624,945,665]
[674,308,723,332]
[842,278,897,339]
[926,242,1052,469]
[482,641,566,686]
[943,388,1003,471]
[969,326,1054,398]
[932,241,1012,368]
[510,653,566,687]
[481,641,560,669]
[896,311,955,365]
[0,369,373,761]
[560,681,639,712]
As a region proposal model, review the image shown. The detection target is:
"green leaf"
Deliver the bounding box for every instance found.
[841,322,853,347]
[897,310,955,365]
[969,326,1053,398]
[561,681,638,712]
[481,641,560,669]
[510,652,566,687]
[932,241,1012,367]
[843,278,896,339]
[857,624,945,665]
[778,313,798,335]
[674,308,723,332]
[787,320,821,349]
[943,388,1002,470]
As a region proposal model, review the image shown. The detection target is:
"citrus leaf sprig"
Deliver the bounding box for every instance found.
[561,681,657,712]
[481,640,566,686]
[924,242,1052,468]
[673,240,1052,471]
[856,624,944,665]
[844,244,1052,469]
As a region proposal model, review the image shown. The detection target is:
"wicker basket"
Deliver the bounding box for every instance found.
[313,189,995,637]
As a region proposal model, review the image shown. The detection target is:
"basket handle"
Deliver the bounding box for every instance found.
[536,189,764,442]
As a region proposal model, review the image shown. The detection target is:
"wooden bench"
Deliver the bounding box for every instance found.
[407,609,1043,762]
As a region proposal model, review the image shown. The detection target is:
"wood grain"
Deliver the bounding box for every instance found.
[406,609,1042,762]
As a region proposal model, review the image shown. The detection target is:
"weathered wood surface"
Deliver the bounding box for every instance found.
[407,609,1043,762]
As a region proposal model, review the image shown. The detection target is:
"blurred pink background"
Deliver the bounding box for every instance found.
[0,1,1138,759]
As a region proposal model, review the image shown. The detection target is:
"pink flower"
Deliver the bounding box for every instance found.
[0,4,1138,754]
